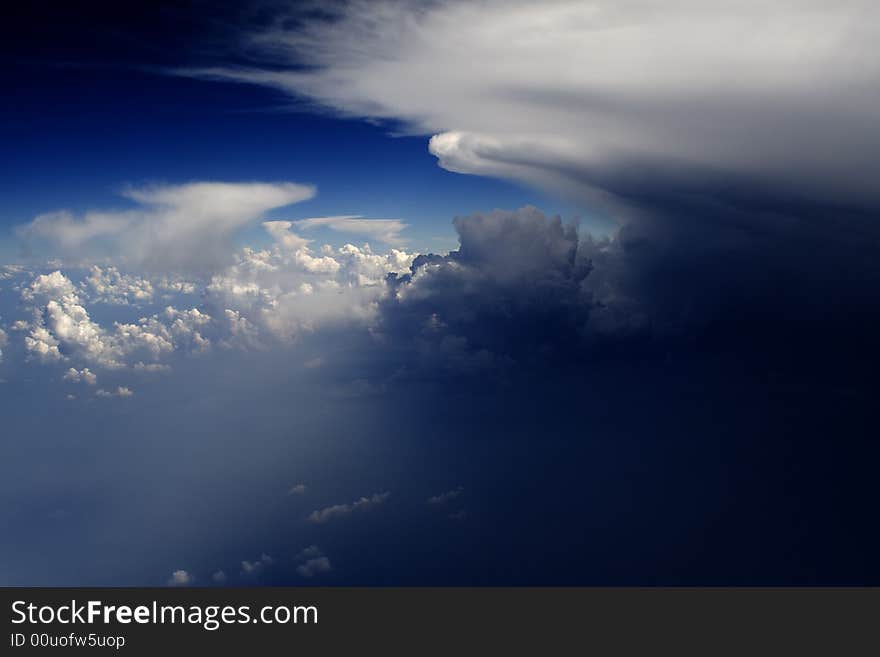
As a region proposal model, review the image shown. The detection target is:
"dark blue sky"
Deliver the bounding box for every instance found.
[0,1,580,260]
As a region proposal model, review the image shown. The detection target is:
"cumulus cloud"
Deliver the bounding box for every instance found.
[63,367,97,385]
[185,0,880,214]
[82,266,154,305]
[292,216,408,246]
[19,182,315,271]
[204,221,415,341]
[18,271,214,370]
[288,483,307,495]
[307,492,390,524]
[167,570,193,586]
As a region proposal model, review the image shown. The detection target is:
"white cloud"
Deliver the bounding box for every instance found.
[82,266,154,305]
[167,570,193,586]
[133,361,172,374]
[288,483,307,495]
[211,570,227,583]
[96,386,134,398]
[0,265,25,280]
[63,367,97,385]
[292,216,408,246]
[307,491,390,524]
[19,182,315,271]
[19,271,214,369]
[205,225,415,342]
[187,1,880,213]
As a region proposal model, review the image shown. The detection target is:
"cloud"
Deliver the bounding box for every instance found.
[307,491,390,524]
[96,386,134,398]
[82,266,154,305]
[185,0,880,215]
[427,486,463,505]
[295,546,332,578]
[19,182,315,272]
[167,570,193,586]
[288,483,307,495]
[297,556,333,578]
[240,553,273,576]
[292,216,408,246]
[211,570,227,583]
[17,271,214,370]
[63,367,97,385]
[133,362,172,374]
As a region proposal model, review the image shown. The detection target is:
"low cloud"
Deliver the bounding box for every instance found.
[307,492,390,524]
[63,367,97,385]
[167,570,193,586]
[96,386,134,398]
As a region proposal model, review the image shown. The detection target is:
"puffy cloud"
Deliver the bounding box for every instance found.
[186,1,880,215]
[82,266,154,305]
[167,570,193,586]
[22,271,123,367]
[19,271,215,369]
[19,182,315,271]
[427,486,463,505]
[205,223,415,342]
[211,570,227,584]
[288,483,307,496]
[292,216,408,246]
[63,367,97,385]
[307,492,390,524]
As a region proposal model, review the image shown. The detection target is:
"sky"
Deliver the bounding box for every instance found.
[1,0,879,586]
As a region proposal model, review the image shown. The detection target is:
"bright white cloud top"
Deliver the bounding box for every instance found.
[185,0,880,212]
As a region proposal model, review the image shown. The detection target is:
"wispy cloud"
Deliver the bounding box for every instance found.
[292,216,408,246]
[307,492,390,524]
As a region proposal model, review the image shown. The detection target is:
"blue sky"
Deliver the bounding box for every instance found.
[2,0,879,586]
[0,61,586,261]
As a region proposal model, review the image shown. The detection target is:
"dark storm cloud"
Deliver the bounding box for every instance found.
[374,202,880,381]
